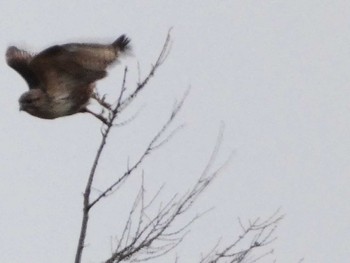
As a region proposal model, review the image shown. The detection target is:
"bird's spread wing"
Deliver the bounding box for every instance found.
[60,35,130,72]
[29,45,107,97]
[6,46,40,88]
[61,43,117,71]
[20,36,130,98]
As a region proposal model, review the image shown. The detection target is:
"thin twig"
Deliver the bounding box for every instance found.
[89,92,187,209]
[118,29,173,113]
[199,210,284,263]
[103,126,228,263]
[74,31,174,263]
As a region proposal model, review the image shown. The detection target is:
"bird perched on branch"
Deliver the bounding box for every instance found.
[6,35,130,122]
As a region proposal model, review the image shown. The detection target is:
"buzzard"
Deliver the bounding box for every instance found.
[6,35,130,121]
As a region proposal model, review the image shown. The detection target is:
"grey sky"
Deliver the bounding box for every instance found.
[1,1,349,262]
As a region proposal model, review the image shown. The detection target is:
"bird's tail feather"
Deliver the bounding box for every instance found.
[112,35,131,52]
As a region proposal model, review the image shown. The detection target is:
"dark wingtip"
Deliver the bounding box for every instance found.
[112,34,131,52]
[6,46,18,54]
[6,46,20,60]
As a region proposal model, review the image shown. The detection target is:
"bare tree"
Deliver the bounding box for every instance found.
[74,30,283,263]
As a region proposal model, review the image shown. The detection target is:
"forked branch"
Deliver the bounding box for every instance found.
[199,210,284,263]
[75,30,173,263]
[104,128,227,263]
[75,28,284,263]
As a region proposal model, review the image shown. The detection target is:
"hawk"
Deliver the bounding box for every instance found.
[6,35,130,121]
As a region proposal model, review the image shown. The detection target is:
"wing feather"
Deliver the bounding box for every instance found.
[30,45,106,97]
[8,35,130,98]
[6,46,40,88]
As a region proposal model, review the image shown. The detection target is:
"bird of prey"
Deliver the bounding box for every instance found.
[6,35,130,122]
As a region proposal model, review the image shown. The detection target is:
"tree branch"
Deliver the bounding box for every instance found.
[104,127,228,263]
[89,92,187,209]
[74,30,173,263]
[199,210,284,263]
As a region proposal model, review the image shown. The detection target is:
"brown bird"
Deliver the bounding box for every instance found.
[6,35,130,122]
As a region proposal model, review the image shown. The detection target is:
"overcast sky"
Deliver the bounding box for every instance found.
[1,1,350,262]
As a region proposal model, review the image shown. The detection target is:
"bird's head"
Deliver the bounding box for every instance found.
[19,89,50,118]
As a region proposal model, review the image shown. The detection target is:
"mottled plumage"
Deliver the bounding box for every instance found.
[6,35,130,120]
